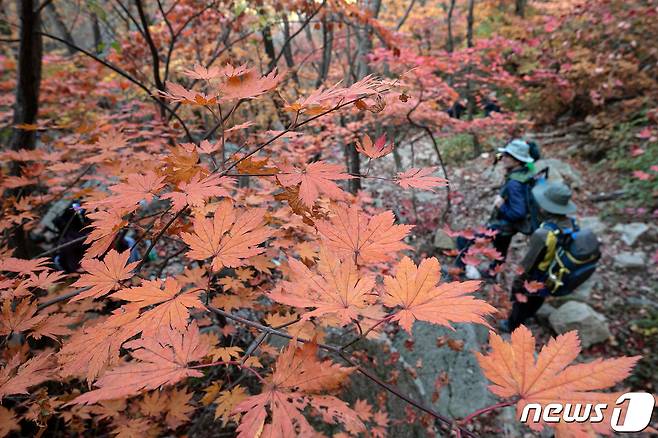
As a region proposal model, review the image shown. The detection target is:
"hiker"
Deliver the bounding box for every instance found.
[456,139,540,279]
[499,181,601,332]
[487,139,538,263]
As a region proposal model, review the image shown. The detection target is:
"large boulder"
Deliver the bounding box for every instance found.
[613,251,647,270]
[612,223,649,246]
[578,216,606,234]
[549,301,611,348]
[535,158,584,188]
[535,302,557,324]
[342,322,495,429]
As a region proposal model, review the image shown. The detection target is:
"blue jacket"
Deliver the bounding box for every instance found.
[498,179,528,222]
[497,168,532,223]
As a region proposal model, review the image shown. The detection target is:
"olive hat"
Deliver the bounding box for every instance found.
[532,181,577,215]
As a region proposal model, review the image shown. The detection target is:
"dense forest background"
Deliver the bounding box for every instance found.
[1,0,657,437]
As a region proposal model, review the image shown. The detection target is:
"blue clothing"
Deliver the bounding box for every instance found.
[498,179,528,223]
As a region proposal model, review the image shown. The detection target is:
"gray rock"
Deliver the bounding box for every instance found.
[549,301,611,348]
[535,303,557,324]
[578,216,606,234]
[343,322,495,427]
[433,229,456,250]
[612,223,649,246]
[569,274,600,302]
[613,251,647,270]
[535,158,584,188]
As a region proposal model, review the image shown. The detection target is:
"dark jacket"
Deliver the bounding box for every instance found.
[491,167,533,232]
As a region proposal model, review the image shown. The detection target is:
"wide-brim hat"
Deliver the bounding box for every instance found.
[498,139,534,163]
[532,181,577,215]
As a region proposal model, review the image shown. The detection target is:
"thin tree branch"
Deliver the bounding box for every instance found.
[38,31,193,141]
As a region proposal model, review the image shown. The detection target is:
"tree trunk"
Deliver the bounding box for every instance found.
[446,0,456,53]
[316,17,333,87]
[10,0,42,153]
[91,12,102,54]
[261,25,276,71]
[515,0,526,18]
[467,0,475,49]
[45,2,76,55]
[9,0,43,258]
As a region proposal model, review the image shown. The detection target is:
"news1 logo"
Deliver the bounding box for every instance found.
[519,392,655,432]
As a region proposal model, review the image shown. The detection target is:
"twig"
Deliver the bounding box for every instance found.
[133,207,188,273]
[457,399,516,425]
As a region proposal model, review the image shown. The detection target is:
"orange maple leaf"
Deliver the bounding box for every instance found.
[71,250,138,301]
[355,134,393,159]
[233,341,363,437]
[83,208,128,258]
[220,67,280,101]
[58,309,140,383]
[0,257,50,275]
[316,204,414,264]
[382,257,495,333]
[268,249,377,325]
[395,167,448,191]
[277,161,352,208]
[70,322,208,405]
[110,278,206,336]
[181,200,273,271]
[0,299,46,336]
[162,173,235,212]
[523,280,545,294]
[0,353,55,400]
[90,172,165,210]
[475,326,641,434]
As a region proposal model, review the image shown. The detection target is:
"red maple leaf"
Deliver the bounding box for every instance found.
[395,167,448,191]
[268,248,377,325]
[70,322,208,405]
[181,200,273,271]
[382,257,494,332]
[316,204,413,264]
[233,341,363,437]
[277,161,352,208]
[355,134,393,159]
[71,250,138,301]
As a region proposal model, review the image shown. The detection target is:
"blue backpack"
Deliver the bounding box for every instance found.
[532,221,601,297]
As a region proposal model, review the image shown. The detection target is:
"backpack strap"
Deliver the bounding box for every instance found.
[537,222,560,272]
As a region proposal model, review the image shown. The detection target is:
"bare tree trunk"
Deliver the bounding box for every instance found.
[316,17,333,87]
[9,0,43,258]
[261,25,276,71]
[344,0,381,194]
[45,2,76,55]
[10,0,42,153]
[515,0,526,17]
[466,0,481,157]
[91,12,102,54]
[446,0,456,53]
[135,0,165,117]
[281,15,295,69]
[467,0,475,49]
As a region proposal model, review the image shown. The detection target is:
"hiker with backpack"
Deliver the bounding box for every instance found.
[487,139,541,262]
[499,181,601,332]
[457,138,542,278]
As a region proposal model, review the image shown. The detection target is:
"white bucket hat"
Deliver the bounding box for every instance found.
[498,139,534,163]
